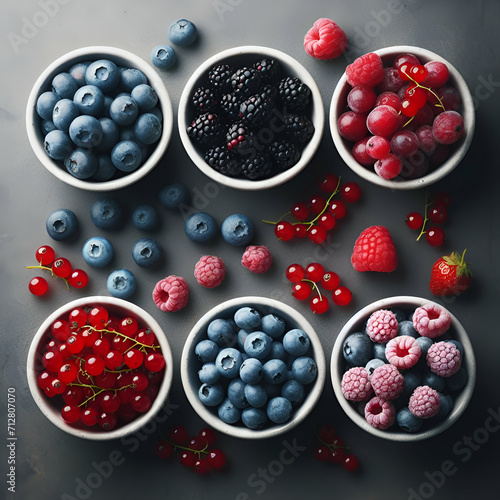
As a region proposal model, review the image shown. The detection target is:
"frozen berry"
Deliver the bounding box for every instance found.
[346,53,385,88]
[241,245,273,274]
[153,275,189,312]
[194,255,226,288]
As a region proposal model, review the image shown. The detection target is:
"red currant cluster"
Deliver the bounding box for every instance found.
[263,174,362,244]
[155,425,227,474]
[27,245,88,296]
[37,305,166,432]
[314,423,359,472]
[286,262,352,314]
[405,190,451,247]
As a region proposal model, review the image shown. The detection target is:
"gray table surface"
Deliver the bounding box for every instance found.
[1,0,499,499]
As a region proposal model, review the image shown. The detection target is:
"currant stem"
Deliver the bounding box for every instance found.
[416,189,432,241]
[26,263,70,290]
[84,326,161,350]
[312,423,350,451]
[302,279,323,301]
[401,68,446,114]
[158,433,210,456]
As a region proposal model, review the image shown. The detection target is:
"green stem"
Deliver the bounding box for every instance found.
[158,433,209,456]
[26,263,70,290]
[416,189,432,241]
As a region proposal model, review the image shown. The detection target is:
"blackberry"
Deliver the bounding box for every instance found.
[283,114,314,143]
[231,67,262,100]
[253,58,281,84]
[269,139,301,170]
[204,145,243,177]
[187,112,224,145]
[241,151,273,180]
[278,76,311,111]
[220,92,241,121]
[239,85,277,126]
[208,64,233,94]
[226,121,255,154]
[191,86,218,112]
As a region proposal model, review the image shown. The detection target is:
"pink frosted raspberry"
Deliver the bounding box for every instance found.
[303,18,347,60]
[413,303,451,338]
[241,245,272,274]
[409,385,440,418]
[364,396,396,430]
[366,309,398,343]
[385,335,421,369]
[341,367,373,402]
[346,52,385,88]
[370,363,404,400]
[152,275,189,312]
[426,341,461,377]
[194,255,226,288]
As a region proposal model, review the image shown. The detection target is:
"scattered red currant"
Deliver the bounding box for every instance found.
[332,286,352,306]
[286,264,305,283]
[305,263,325,282]
[405,212,424,230]
[310,295,329,314]
[29,276,49,296]
[314,423,359,472]
[340,182,362,203]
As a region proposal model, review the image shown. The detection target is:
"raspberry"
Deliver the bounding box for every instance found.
[366,309,398,343]
[303,18,347,60]
[385,335,421,369]
[412,303,451,338]
[341,367,373,402]
[346,52,385,88]
[351,225,398,273]
[370,364,404,400]
[364,396,396,430]
[426,341,461,377]
[241,245,272,274]
[408,385,440,419]
[194,255,226,288]
[152,275,189,312]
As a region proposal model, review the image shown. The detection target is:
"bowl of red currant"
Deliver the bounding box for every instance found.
[27,296,174,440]
[330,46,475,189]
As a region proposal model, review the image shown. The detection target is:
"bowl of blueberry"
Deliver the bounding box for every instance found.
[330,296,476,441]
[180,296,326,439]
[330,46,475,189]
[26,46,174,191]
[27,296,174,440]
[178,45,325,190]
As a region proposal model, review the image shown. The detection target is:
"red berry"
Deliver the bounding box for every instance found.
[52,257,72,278]
[35,245,55,265]
[434,191,452,206]
[124,348,144,369]
[291,202,310,221]
[328,199,347,219]
[337,111,369,142]
[274,221,295,241]
[199,427,217,446]
[310,295,329,314]
[179,451,196,468]
[207,449,226,469]
[84,354,105,376]
[169,425,188,445]
[130,393,151,413]
[425,226,445,246]
[294,224,308,238]
[429,203,448,224]
[286,264,305,283]
[340,182,362,203]
[99,411,118,431]
[80,407,99,427]
[119,316,139,336]
[398,62,412,81]
[88,306,109,329]
[42,350,63,372]
[366,105,400,137]
[318,173,339,193]
[61,404,81,424]
[101,391,121,413]
[51,319,71,341]
[104,350,123,370]
[144,352,166,372]
[69,307,88,329]
[366,135,391,160]
[320,272,340,291]
[317,423,336,444]
[400,98,420,117]
[193,458,210,474]
[308,225,327,244]
[308,195,327,215]
[136,328,157,347]
[305,263,325,282]
[314,445,330,462]
[332,286,352,306]
[67,269,88,288]
[291,282,312,301]
[58,361,78,383]
[405,84,427,108]
[329,447,345,464]
[405,212,424,230]
[318,213,336,231]
[155,441,174,460]
[66,334,84,354]
[342,454,359,472]
[92,337,110,357]
[29,276,49,296]
[374,153,402,180]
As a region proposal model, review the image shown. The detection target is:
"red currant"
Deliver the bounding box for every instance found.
[400,98,420,117]
[434,191,452,206]
[62,386,83,406]
[104,350,124,370]
[50,378,66,395]
[84,354,106,376]
[81,407,100,427]
[314,444,330,462]
[169,425,188,445]
[58,361,78,383]
[155,441,174,460]
[69,307,88,329]
[145,352,166,372]
[130,393,151,413]
[35,245,55,265]
[136,328,157,347]
[291,202,310,221]
[405,84,427,108]
[409,64,428,83]
[101,391,121,413]
[42,350,63,372]
[428,203,448,224]
[67,269,88,288]
[274,221,295,241]
[52,257,72,278]
[124,348,144,369]
[332,286,352,306]
[405,212,424,230]
[119,316,139,336]
[398,62,412,81]
[29,276,49,296]
[308,225,327,244]
[193,457,210,474]
[112,334,134,353]
[342,454,359,472]
[328,199,347,219]
[318,213,336,231]
[51,319,71,341]
[305,263,325,282]
[340,182,362,203]
[294,224,308,238]
[425,226,445,246]
[318,173,339,193]
[317,423,336,444]
[291,282,312,301]
[88,306,109,328]
[81,327,99,347]
[320,272,340,291]
[99,411,118,431]
[92,337,110,357]
[179,451,196,468]
[285,264,305,283]
[199,427,217,446]
[94,371,117,389]
[207,449,226,469]
[310,295,329,314]
[308,195,327,214]
[329,447,345,464]
[61,404,81,424]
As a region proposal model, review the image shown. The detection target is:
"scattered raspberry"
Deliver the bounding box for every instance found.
[385,335,421,369]
[364,396,396,430]
[303,18,347,60]
[370,364,404,400]
[366,309,398,343]
[341,367,373,402]
[413,303,451,338]
[426,341,461,377]
[351,225,398,273]
[153,275,189,312]
[194,255,226,288]
[241,245,273,274]
[408,385,440,419]
[346,52,385,88]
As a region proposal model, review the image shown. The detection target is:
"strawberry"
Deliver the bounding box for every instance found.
[351,225,398,272]
[429,249,472,296]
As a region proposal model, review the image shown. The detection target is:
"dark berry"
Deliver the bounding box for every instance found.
[220,93,241,121]
[241,152,273,180]
[226,121,255,154]
[278,76,311,111]
[191,86,218,112]
[239,85,277,126]
[253,58,281,84]
[231,67,262,99]
[205,146,243,177]
[268,139,300,170]
[208,64,234,93]
[187,113,224,145]
[283,114,314,143]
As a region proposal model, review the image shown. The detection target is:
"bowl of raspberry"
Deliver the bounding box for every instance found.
[26,46,173,191]
[27,296,174,440]
[180,296,326,439]
[330,296,475,441]
[330,46,475,189]
[178,46,325,191]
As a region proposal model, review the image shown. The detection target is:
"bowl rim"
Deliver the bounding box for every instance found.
[26,296,174,440]
[330,295,476,442]
[25,45,174,192]
[180,296,326,439]
[329,45,476,190]
[177,45,325,191]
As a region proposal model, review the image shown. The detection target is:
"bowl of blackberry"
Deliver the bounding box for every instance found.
[330,46,475,189]
[330,296,476,442]
[178,46,325,190]
[26,46,173,191]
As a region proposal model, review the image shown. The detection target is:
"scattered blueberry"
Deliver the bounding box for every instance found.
[132,238,163,268]
[184,211,218,243]
[90,198,123,230]
[151,45,177,69]
[159,181,189,209]
[46,208,79,241]
[131,204,159,231]
[169,19,198,46]
[221,213,254,246]
[106,268,136,298]
[82,236,114,267]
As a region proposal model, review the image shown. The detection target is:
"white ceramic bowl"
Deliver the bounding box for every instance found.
[330,45,475,190]
[26,46,173,191]
[181,296,326,439]
[178,45,325,191]
[27,296,174,440]
[331,296,475,441]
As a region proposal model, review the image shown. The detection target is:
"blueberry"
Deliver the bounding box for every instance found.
[372,342,388,363]
[46,208,78,241]
[343,332,374,366]
[68,61,91,86]
[221,214,254,246]
[109,95,139,126]
[132,238,163,268]
[198,362,220,384]
[269,341,286,361]
[365,358,385,377]
[64,148,98,179]
[228,378,250,409]
[393,370,421,409]
[195,339,219,363]
[131,84,158,111]
[132,204,159,231]
[239,357,263,384]
[94,154,117,181]
[41,119,57,135]
[43,130,73,160]
[82,236,114,267]
[447,340,464,357]
[234,306,261,330]
[391,308,408,323]
[267,396,292,424]
[111,140,143,172]
[241,407,267,429]
[215,348,243,378]
[90,198,123,230]
[52,99,80,131]
[198,383,225,407]
[244,332,272,360]
[169,19,198,46]
[36,91,60,120]
[218,397,241,424]
[283,329,310,357]
[119,67,148,92]
[207,318,236,347]
[184,212,218,243]
[73,85,105,116]
[51,72,79,99]
[397,407,423,433]
[262,358,288,385]
[106,269,136,298]
[237,329,250,350]
[434,393,453,420]
[244,384,267,408]
[416,336,433,358]
[96,117,120,152]
[85,59,120,93]
[291,356,317,385]
[446,367,468,392]
[260,314,286,339]
[398,320,419,338]
[69,115,103,148]
[134,113,162,145]
[422,372,446,392]
[281,380,305,407]
[151,45,177,69]
[159,182,189,209]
